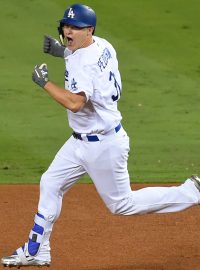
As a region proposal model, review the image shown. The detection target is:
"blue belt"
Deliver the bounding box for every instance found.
[72,123,122,142]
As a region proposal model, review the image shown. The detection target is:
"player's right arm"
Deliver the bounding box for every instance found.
[44,81,86,112]
[32,63,86,112]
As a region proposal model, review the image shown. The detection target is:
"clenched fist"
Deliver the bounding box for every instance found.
[32,63,49,88]
[43,35,65,57]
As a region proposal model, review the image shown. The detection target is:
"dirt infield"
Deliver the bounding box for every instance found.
[0,184,200,270]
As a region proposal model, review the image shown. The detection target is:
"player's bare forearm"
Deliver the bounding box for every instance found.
[32,63,86,112]
[44,81,86,112]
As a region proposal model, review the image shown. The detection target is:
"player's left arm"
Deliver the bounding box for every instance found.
[32,63,86,112]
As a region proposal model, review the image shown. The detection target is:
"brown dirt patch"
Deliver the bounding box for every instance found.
[0,184,200,270]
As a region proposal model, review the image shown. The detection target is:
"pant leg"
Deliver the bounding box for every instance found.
[110,179,200,215]
[82,129,200,215]
[38,136,86,221]
[82,128,132,210]
[25,136,86,257]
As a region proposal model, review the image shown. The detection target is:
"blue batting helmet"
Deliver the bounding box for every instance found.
[58,4,96,44]
[59,4,96,29]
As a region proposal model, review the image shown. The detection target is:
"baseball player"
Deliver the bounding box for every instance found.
[2,3,200,268]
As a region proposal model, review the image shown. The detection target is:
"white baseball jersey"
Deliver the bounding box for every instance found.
[64,36,122,134]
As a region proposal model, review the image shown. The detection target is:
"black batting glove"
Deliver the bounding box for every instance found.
[32,63,49,88]
[43,35,65,58]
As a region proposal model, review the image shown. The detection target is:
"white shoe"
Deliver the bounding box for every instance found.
[190,175,200,191]
[1,243,51,268]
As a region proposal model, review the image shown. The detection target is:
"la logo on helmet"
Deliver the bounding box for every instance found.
[68,8,75,18]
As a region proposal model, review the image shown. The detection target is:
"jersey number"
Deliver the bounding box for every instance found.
[109,71,121,101]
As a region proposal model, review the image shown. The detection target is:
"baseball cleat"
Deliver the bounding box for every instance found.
[1,256,50,268]
[1,243,51,268]
[190,175,200,191]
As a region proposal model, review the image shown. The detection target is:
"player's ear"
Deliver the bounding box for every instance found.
[87,27,94,35]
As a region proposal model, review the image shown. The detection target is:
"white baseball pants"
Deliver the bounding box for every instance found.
[38,127,200,220]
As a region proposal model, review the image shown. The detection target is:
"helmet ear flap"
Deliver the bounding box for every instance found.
[58,24,64,45]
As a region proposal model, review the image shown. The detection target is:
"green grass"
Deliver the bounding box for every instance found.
[0,0,200,183]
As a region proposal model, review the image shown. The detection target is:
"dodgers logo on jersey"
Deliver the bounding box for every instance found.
[68,8,75,18]
[71,78,78,91]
